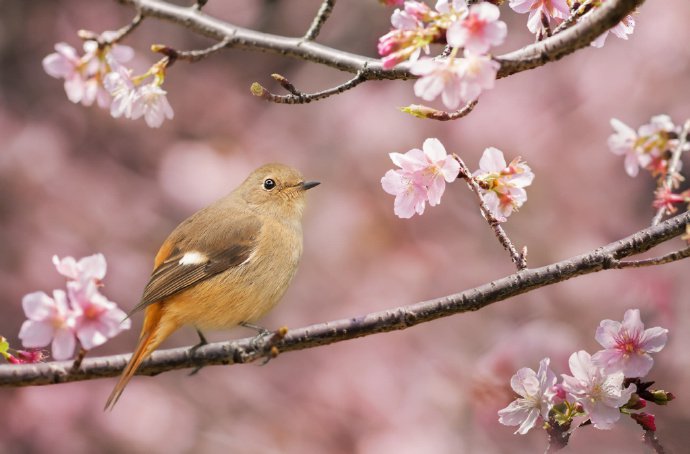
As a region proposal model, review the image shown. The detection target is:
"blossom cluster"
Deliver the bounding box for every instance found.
[378,1,505,110]
[381,138,533,220]
[43,37,174,128]
[378,1,636,113]
[498,309,672,437]
[15,254,130,361]
[608,114,690,230]
[508,0,635,46]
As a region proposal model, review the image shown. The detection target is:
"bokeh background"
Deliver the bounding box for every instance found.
[1,0,689,452]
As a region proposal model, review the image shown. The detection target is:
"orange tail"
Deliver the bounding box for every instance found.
[104,304,178,411]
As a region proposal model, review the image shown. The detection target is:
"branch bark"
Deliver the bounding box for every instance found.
[115,0,645,82]
[2,210,687,387]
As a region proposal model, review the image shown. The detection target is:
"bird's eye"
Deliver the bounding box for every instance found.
[263,178,276,190]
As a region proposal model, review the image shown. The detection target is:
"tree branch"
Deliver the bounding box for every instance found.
[303,0,336,41]
[2,210,687,387]
[114,0,644,83]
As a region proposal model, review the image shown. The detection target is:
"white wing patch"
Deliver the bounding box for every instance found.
[178,251,208,266]
[240,250,257,266]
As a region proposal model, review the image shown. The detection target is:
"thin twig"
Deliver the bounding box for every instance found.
[652,120,690,225]
[401,101,478,121]
[251,68,367,104]
[1,211,688,387]
[454,156,528,270]
[643,430,667,454]
[553,1,595,35]
[152,37,232,65]
[78,13,144,47]
[303,0,336,41]
[612,246,690,268]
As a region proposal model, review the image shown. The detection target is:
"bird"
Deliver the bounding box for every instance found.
[104,163,319,410]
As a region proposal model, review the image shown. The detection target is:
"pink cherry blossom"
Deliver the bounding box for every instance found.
[104,61,138,119]
[435,0,468,15]
[18,290,79,360]
[455,52,500,101]
[591,14,635,48]
[131,84,175,128]
[381,169,430,218]
[381,138,459,218]
[68,281,130,350]
[446,2,507,55]
[591,309,668,378]
[411,52,499,109]
[411,58,464,109]
[509,0,570,34]
[473,147,534,221]
[607,118,648,177]
[42,39,133,108]
[631,412,656,432]
[561,351,636,430]
[498,358,557,434]
[52,253,107,284]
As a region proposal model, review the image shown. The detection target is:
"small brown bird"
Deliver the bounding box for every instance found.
[104,163,319,410]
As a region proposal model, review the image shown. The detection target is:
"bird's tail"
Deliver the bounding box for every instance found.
[104,304,177,411]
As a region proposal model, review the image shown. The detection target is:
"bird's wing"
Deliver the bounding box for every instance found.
[128,213,261,316]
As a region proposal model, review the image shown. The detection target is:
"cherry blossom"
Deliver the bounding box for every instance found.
[446,2,507,55]
[608,116,679,178]
[498,358,557,434]
[18,290,79,361]
[508,0,569,34]
[103,61,138,119]
[607,118,651,177]
[378,2,436,69]
[561,350,636,430]
[591,14,635,48]
[435,0,468,16]
[42,39,133,108]
[410,52,499,109]
[52,253,107,285]
[131,84,175,128]
[68,281,130,350]
[382,138,459,218]
[473,147,534,221]
[381,169,430,218]
[592,309,668,378]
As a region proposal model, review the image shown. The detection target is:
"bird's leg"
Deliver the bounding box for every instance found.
[193,329,209,349]
[188,328,209,376]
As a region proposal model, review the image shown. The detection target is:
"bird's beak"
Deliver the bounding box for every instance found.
[301,181,320,191]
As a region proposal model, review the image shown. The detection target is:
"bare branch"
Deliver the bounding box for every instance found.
[455,156,528,270]
[2,211,687,388]
[115,0,645,83]
[303,0,336,41]
[612,246,690,268]
[78,13,143,46]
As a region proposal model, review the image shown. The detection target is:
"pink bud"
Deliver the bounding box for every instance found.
[631,412,656,431]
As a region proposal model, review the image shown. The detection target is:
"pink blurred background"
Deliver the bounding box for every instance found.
[1,0,689,452]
